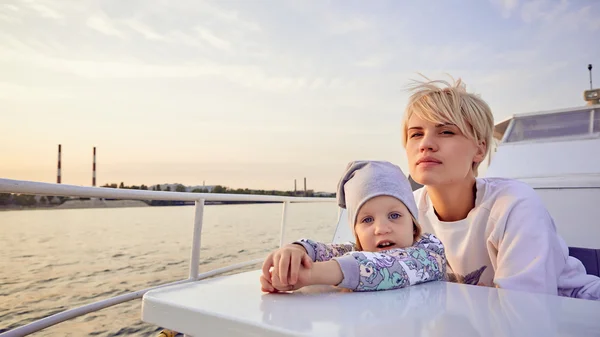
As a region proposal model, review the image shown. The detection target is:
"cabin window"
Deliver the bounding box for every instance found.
[506,109,592,143]
[594,110,600,133]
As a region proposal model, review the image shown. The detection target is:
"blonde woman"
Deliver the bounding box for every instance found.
[403,76,600,300]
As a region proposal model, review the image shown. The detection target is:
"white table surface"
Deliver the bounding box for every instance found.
[142,269,600,337]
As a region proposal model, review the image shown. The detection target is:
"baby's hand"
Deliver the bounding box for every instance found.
[261,243,312,288]
[260,272,278,293]
[267,260,343,292]
[271,262,313,292]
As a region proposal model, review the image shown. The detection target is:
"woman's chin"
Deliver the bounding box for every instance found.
[412,173,446,186]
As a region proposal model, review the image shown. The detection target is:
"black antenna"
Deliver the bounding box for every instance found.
[588,64,593,90]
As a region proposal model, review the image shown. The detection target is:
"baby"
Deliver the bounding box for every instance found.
[261,160,446,292]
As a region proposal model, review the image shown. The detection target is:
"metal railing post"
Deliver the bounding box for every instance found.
[189,199,205,280]
[279,201,289,247]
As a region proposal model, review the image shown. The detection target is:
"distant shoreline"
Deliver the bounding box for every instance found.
[0,199,148,211]
[0,199,282,211]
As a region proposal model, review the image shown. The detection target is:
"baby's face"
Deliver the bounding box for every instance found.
[354,196,414,252]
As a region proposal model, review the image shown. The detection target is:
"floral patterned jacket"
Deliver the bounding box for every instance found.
[294,233,446,291]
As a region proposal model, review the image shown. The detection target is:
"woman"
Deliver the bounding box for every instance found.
[402,77,599,300]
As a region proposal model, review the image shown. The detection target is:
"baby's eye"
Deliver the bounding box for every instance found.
[389,212,401,220]
[361,216,373,224]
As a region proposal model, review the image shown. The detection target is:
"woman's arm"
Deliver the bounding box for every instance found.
[492,195,568,295]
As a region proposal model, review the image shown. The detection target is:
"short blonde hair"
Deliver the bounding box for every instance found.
[354,215,422,251]
[401,75,494,175]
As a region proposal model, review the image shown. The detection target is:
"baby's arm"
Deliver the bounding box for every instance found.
[333,233,446,291]
[293,238,356,262]
[261,239,353,291]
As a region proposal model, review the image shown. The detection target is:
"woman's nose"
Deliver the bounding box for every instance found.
[419,132,438,152]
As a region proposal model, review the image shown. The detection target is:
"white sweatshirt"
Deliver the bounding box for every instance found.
[414,177,600,300]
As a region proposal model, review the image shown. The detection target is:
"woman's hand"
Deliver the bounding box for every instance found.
[261,243,313,288]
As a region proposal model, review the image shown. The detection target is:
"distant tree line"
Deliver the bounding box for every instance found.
[0,193,67,208]
[101,182,333,206]
[101,182,329,197]
[0,182,333,209]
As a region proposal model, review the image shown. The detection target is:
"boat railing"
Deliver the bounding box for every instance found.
[0,178,337,337]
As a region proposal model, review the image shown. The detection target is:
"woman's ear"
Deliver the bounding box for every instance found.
[473,140,487,164]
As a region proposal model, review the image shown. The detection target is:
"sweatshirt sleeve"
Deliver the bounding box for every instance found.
[293,239,356,262]
[332,233,446,291]
[491,184,600,300]
[491,195,567,295]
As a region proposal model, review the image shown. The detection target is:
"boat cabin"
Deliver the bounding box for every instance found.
[485,102,600,249]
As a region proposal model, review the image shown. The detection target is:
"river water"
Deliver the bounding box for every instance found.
[0,203,338,336]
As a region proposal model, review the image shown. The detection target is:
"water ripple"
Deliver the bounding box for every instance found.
[0,203,336,336]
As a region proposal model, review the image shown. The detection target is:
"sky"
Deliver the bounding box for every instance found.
[0,0,598,192]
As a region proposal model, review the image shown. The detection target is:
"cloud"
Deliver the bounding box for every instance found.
[193,1,261,32]
[0,6,21,23]
[124,18,164,40]
[493,49,539,63]
[354,54,392,68]
[476,60,569,85]
[23,0,62,19]
[86,14,125,39]
[491,0,599,32]
[195,26,231,51]
[0,81,72,100]
[0,47,358,94]
[168,30,203,48]
[420,44,483,65]
[520,0,566,23]
[0,32,39,54]
[328,17,369,35]
[2,4,19,12]
[558,4,600,31]
[491,0,520,17]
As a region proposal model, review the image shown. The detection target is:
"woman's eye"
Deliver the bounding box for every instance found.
[409,133,422,138]
[389,213,401,220]
[441,130,455,135]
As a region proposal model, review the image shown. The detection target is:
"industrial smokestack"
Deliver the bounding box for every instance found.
[57,144,62,184]
[304,177,306,196]
[92,147,97,186]
[294,179,297,193]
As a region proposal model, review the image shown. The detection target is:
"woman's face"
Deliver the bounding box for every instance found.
[405,114,486,187]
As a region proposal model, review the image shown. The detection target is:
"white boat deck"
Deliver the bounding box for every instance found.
[142,270,600,337]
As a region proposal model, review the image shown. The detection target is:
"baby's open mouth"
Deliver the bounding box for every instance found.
[376,241,395,249]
